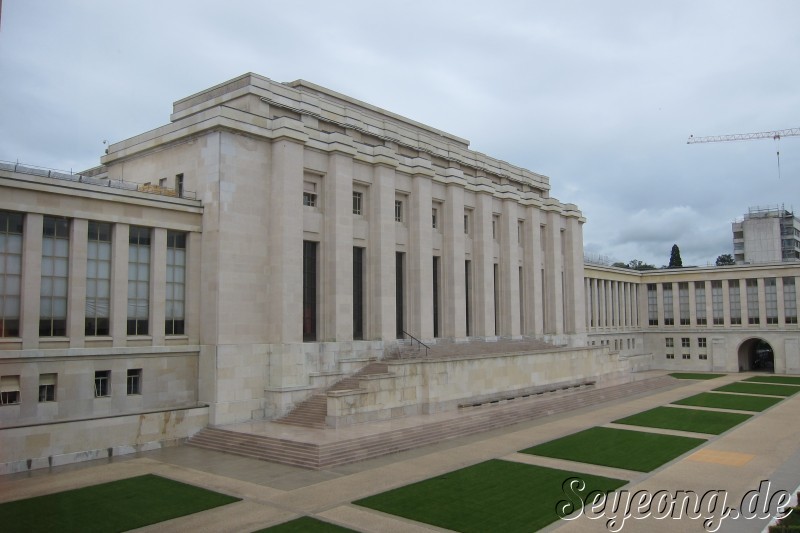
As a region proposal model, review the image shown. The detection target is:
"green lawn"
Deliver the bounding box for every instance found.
[256,516,355,532]
[669,372,726,380]
[672,392,783,412]
[519,426,706,472]
[0,474,240,533]
[613,406,751,435]
[353,460,627,533]
[713,382,799,397]
[743,375,800,386]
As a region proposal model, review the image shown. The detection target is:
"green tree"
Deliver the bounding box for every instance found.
[716,254,735,266]
[668,244,683,268]
[628,259,657,271]
[612,262,629,269]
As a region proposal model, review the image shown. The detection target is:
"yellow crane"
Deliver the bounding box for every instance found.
[687,127,800,178]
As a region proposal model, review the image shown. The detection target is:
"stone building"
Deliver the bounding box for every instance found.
[732,205,800,263]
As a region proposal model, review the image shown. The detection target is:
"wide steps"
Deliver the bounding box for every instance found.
[187,375,681,469]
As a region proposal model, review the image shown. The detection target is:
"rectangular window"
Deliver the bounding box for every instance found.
[678,282,690,325]
[666,337,674,348]
[395,252,405,339]
[681,337,690,348]
[746,278,759,325]
[518,221,524,244]
[39,373,57,402]
[729,280,741,325]
[765,278,778,324]
[465,260,472,337]
[128,227,151,335]
[394,200,403,222]
[493,215,500,241]
[433,256,441,338]
[784,277,797,324]
[0,211,23,337]
[712,280,724,325]
[352,191,363,215]
[682,354,691,360]
[166,231,186,335]
[86,222,111,336]
[695,281,707,325]
[0,375,20,405]
[127,369,142,395]
[40,216,70,337]
[432,208,438,229]
[94,370,110,397]
[303,181,317,207]
[662,283,674,326]
[647,284,658,326]
[464,212,470,235]
[699,354,708,360]
[303,241,317,342]
[353,247,364,340]
[666,354,675,360]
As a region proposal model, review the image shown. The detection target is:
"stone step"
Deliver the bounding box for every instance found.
[188,375,680,468]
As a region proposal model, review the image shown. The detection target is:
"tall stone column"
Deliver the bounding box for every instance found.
[110,222,129,347]
[473,191,495,336]
[408,173,434,339]
[68,218,88,347]
[563,214,585,334]
[150,228,167,347]
[21,213,43,349]
[498,200,521,336]
[322,152,354,343]
[522,206,539,335]
[544,211,564,335]
[442,179,467,338]
[369,163,397,341]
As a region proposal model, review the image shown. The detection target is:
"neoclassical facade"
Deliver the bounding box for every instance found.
[2,73,799,473]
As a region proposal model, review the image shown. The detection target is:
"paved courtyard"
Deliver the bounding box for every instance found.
[2,371,798,532]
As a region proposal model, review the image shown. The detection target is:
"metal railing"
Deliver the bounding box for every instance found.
[0,160,197,200]
[401,330,430,358]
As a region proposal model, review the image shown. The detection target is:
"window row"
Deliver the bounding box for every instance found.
[665,337,707,348]
[646,278,797,327]
[0,369,142,405]
[0,211,187,338]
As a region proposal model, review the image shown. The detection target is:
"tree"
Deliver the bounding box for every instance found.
[611,262,629,269]
[628,259,657,271]
[716,254,735,266]
[668,244,683,268]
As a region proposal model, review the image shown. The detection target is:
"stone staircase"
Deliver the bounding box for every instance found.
[187,374,682,469]
[272,362,389,429]
[387,337,561,360]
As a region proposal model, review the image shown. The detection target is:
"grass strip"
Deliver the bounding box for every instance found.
[669,372,726,380]
[743,375,800,386]
[354,459,626,533]
[520,426,705,472]
[713,382,799,397]
[0,474,240,533]
[673,392,782,412]
[613,406,750,435]
[257,516,356,532]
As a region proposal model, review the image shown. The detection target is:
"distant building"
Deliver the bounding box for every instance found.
[733,206,800,264]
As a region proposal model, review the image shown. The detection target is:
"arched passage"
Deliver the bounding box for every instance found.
[737,338,774,372]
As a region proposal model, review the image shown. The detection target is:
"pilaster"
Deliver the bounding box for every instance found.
[68,218,88,347]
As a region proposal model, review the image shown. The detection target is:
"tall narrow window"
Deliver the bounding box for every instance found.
[678,282,690,325]
[465,260,472,337]
[694,281,707,325]
[39,373,57,402]
[0,211,23,337]
[303,181,317,207]
[712,281,724,325]
[784,277,797,324]
[746,278,759,325]
[127,226,151,335]
[127,369,142,395]
[647,284,658,326]
[394,200,403,223]
[432,256,441,338]
[494,263,500,335]
[352,191,363,215]
[729,280,741,325]
[86,222,111,336]
[303,241,317,341]
[765,278,778,324]
[175,173,184,197]
[94,370,110,397]
[519,266,525,332]
[166,231,186,335]
[40,216,70,337]
[353,247,364,340]
[431,208,438,230]
[662,283,674,326]
[395,252,405,338]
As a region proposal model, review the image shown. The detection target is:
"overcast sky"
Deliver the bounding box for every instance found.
[2,1,799,267]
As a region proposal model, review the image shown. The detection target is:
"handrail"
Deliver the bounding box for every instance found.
[401,330,430,358]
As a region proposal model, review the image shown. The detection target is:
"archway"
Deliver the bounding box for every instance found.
[737,338,774,372]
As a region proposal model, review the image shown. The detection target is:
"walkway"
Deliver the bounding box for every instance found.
[1,371,798,532]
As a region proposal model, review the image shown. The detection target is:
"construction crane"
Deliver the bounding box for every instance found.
[687,127,800,178]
